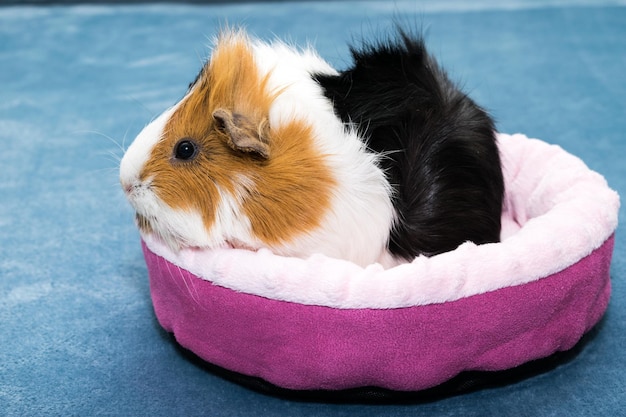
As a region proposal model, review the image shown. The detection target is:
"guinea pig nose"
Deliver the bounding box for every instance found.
[122,182,133,195]
[120,180,136,195]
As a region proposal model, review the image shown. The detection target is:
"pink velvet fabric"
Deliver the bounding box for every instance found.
[143,236,612,391]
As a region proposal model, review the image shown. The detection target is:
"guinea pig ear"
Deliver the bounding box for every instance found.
[212,108,270,159]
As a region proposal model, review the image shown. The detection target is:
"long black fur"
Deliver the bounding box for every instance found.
[314,30,504,259]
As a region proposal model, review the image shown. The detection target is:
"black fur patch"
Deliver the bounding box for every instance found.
[315,30,504,259]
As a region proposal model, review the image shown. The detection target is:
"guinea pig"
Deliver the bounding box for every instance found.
[120,28,504,268]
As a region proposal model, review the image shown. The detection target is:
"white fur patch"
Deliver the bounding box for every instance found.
[249,37,397,266]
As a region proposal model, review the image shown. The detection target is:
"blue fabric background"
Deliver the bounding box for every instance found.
[1,1,624,415]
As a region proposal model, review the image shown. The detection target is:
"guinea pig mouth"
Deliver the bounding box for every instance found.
[122,178,162,222]
[134,214,183,252]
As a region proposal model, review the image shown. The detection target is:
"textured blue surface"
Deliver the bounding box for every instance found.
[1,1,624,415]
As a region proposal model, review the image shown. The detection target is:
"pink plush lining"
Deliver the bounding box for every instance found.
[143,133,619,309]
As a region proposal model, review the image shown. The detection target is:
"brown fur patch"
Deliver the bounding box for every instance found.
[141,31,336,247]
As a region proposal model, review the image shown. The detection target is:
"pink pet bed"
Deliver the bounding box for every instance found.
[141,133,619,394]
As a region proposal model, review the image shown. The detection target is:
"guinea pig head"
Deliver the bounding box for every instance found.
[119,32,336,252]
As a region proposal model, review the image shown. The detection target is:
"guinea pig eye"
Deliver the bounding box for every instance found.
[173,139,199,161]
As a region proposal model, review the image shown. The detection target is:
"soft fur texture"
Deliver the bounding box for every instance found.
[120,29,503,267]
[315,30,504,259]
[120,30,395,267]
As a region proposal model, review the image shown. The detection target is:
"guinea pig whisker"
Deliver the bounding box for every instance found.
[163,255,201,307]
[180,265,202,307]
[106,150,123,164]
[120,125,133,154]
[79,129,128,156]
[81,154,123,188]
[125,95,157,118]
